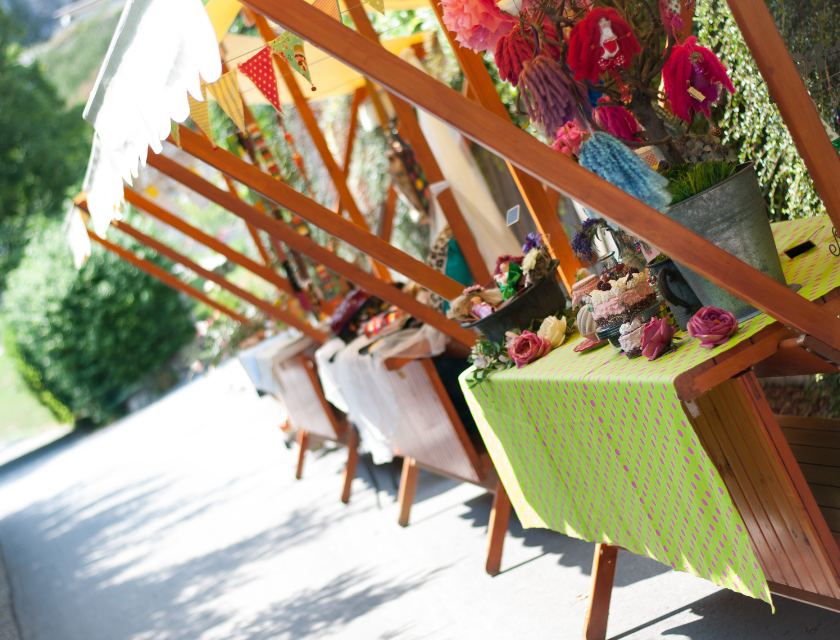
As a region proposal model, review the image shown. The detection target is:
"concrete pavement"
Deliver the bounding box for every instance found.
[0,360,838,639]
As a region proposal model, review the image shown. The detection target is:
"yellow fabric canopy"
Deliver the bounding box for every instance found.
[221,31,430,105]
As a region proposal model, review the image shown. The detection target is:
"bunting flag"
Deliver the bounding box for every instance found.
[208,71,246,132]
[170,120,181,148]
[247,122,282,177]
[368,0,385,13]
[270,32,314,89]
[238,46,283,113]
[187,84,214,144]
[312,0,341,20]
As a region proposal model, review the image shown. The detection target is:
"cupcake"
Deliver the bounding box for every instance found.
[590,270,657,328]
[619,317,644,358]
[571,274,600,307]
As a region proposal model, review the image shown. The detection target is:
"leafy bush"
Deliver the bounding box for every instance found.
[2,223,196,423]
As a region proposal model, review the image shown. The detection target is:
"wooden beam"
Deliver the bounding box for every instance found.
[146,146,476,346]
[427,0,581,290]
[170,126,464,301]
[110,219,329,343]
[243,0,840,352]
[348,4,492,285]
[381,185,398,242]
[344,86,366,173]
[84,226,248,323]
[124,187,296,296]
[251,15,392,281]
[725,0,840,232]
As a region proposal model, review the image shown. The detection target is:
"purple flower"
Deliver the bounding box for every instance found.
[580,217,604,233]
[571,231,593,262]
[641,318,675,361]
[522,232,544,254]
[688,306,739,349]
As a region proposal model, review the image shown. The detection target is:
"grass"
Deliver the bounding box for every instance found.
[662,160,738,205]
[0,330,64,445]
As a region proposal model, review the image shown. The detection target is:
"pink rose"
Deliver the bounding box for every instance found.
[688,306,739,349]
[551,121,589,159]
[440,0,515,53]
[641,317,676,361]
[507,330,551,368]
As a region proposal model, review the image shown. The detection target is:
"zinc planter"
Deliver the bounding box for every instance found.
[665,162,787,320]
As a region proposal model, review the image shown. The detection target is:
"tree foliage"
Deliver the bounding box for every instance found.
[0,7,92,283]
[2,223,196,424]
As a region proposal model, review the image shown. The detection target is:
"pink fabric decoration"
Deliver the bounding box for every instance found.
[593,102,641,142]
[494,21,563,87]
[640,317,676,361]
[659,0,684,39]
[567,8,641,84]
[507,330,552,368]
[663,36,735,122]
[440,0,515,53]
[687,306,739,348]
[551,121,590,159]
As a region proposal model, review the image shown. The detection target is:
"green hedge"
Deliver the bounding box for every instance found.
[2,222,196,423]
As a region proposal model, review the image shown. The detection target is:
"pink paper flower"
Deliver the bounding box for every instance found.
[440,0,515,53]
[551,121,590,159]
[507,330,552,368]
[641,317,676,360]
[688,306,739,349]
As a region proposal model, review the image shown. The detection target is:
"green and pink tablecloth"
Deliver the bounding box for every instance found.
[460,216,840,606]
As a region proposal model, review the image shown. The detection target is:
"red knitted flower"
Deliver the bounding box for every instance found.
[663,36,735,122]
[593,100,640,142]
[494,21,563,87]
[567,8,641,84]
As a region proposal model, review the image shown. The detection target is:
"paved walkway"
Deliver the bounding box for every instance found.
[0,361,838,639]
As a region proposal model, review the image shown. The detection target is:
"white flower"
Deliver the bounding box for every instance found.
[537,315,567,349]
[522,248,539,272]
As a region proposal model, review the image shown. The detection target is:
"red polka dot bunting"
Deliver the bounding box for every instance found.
[238,46,283,114]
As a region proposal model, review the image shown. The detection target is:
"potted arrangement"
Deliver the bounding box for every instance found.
[440,0,788,319]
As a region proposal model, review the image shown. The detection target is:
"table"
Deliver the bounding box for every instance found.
[460,216,840,636]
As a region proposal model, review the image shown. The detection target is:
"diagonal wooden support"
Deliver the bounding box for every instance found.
[83,225,248,323]
[242,0,840,352]
[726,0,840,231]
[110,219,329,343]
[250,14,392,281]
[124,187,296,297]
[170,126,464,300]
[146,146,476,346]
[347,4,492,286]
[428,0,582,290]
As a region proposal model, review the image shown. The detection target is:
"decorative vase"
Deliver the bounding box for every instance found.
[647,257,703,331]
[462,260,566,344]
[664,162,787,320]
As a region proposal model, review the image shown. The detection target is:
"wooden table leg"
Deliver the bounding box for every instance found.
[584,543,619,640]
[486,480,511,576]
[397,457,419,527]
[295,429,309,480]
[341,430,359,504]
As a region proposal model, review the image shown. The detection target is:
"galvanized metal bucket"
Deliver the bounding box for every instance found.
[665,162,787,320]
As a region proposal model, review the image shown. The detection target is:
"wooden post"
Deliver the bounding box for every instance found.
[242,0,840,352]
[380,185,398,242]
[427,0,582,290]
[84,227,248,323]
[397,457,420,527]
[347,4,493,286]
[295,429,310,480]
[341,430,359,504]
[584,543,619,640]
[726,0,840,232]
[124,187,296,296]
[147,146,477,346]
[110,219,329,343]
[168,126,464,301]
[344,86,366,173]
[486,480,512,576]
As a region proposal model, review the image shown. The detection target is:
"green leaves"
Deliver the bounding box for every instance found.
[662,160,738,205]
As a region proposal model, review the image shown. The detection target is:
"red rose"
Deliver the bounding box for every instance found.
[640,317,676,361]
[688,306,739,349]
[507,330,551,369]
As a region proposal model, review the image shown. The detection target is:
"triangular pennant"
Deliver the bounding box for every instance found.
[170,120,181,148]
[270,32,314,89]
[368,0,384,13]
[312,0,341,21]
[238,47,283,114]
[188,85,214,144]
[208,71,246,132]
